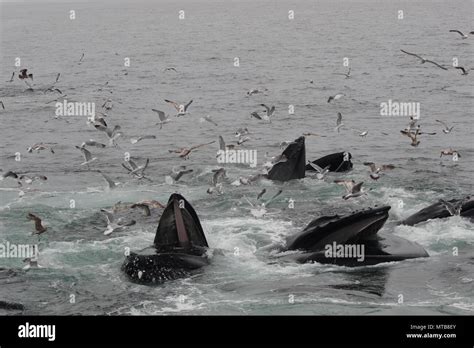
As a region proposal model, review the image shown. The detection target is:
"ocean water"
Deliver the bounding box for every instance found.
[0,0,473,315]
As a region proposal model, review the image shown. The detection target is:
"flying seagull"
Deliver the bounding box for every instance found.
[454,66,468,75]
[164,99,193,116]
[165,166,193,184]
[163,67,178,72]
[449,30,472,39]
[440,148,460,158]
[334,180,366,200]
[327,93,344,103]
[306,161,329,180]
[152,109,170,129]
[27,213,47,236]
[19,69,33,80]
[94,124,122,147]
[27,143,55,154]
[401,128,420,147]
[436,120,454,134]
[0,101,4,110]
[75,145,97,167]
[101,209,136,236]
[207,167,226,194]
[400,49,447,70]
[363,162,395,180]
[122,158,150,180]
[169,141,215,159]
[6,72,14,82]
[130,135,156,144]
[81,139,106,148]
[200,115,218,126]
[260,104,275,118]
[98,170,119,189]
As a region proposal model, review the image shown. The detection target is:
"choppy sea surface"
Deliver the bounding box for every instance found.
[0,0,473,315]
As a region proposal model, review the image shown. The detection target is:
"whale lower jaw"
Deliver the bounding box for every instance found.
[122,247,209,284]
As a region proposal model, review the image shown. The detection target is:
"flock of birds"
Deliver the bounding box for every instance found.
[0,28,472,269]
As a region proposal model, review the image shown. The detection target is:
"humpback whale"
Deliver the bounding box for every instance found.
[267,136,354,182]
[306,151,353,172]
[122,194,210,284]
[277,206,428,266]
[400,197,474,226]
[267,136,306,181]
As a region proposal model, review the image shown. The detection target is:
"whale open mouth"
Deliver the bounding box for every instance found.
[122,194,209,284]
[285,206,391,252]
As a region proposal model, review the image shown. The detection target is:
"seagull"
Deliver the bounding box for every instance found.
[75,146,97,167]
[235,128,249,137]
[102,99,113,110]
[218,135,236,151]
[327,93,344,103]
[334,180,366,200]
[244,189,282,217]
[363,162,395,180]
[454,66,468,75]
[94,124,122,146]
[27,143,55,154]
[98,171,119,189]
[436,120,454,134]
[79,53,85,62]
[130,135,156,144]
[251,109,272,122]
[23,257,42,270]
[0,101,4,110]
[169,141,215,159]
[18,174,47,185]
[439,197,470,216]
[233,173,265,186]
[200,115,218,126]
[257,188,266,200]
[334,67,351,78]
[44,87,62,94]
[1,170,20,182]
[335,112,344,132]
[400,49,448,70]
[27,213,47,236]
[207,167,226,194]
[130,203,151,216]
[401,128,420,147]
[81,139,106,148]
[122,158,150,179]
[237,135,250,145]
[164,99,193,116]
[306,161,329,180]
[246,88,267,97]
[19,69,33,80]
[165,166,193,184]
[358,130,369,137]
[440,148,461,158]
[6,72,14,82]
[449,30,471,39]
[152,109,171,129]
[260,104,275,119]
[163,67,178,72]
[302,132,327,137]
[100,209,136,236]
